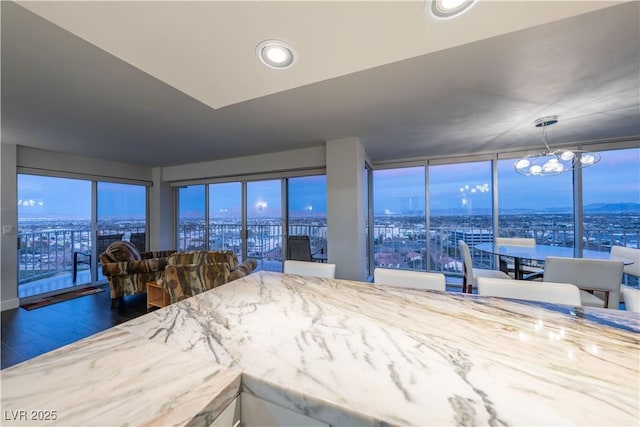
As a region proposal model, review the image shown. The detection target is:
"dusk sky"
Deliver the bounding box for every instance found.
[17,148,639,220]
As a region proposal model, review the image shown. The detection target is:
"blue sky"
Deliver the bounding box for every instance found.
[17,148,639,219]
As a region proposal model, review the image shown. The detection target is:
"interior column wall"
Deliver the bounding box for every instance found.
[1,143,19,310]
[150,167,175,251]
[326,137,367,281]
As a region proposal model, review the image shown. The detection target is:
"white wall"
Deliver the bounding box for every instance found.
[17,146,151,182]
[150,167,175,251]
[163,146,326,182]
[1,144,19,310]
[326,138,367,281]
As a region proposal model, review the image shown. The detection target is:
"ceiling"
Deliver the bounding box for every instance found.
[2,1,639,168]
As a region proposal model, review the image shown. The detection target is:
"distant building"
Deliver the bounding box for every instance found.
[449,230,493,245]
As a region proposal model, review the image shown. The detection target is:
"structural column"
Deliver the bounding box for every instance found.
[326,137,367,281]
[149,167,175,252]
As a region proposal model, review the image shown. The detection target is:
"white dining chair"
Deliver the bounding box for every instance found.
[494,237,539,278]
[543,256,624,309]
[459,240,510,294]
[373,268,446,292]
[621,286,640,313]
[477,277,581,306]
[283,260,336,279]
[610,246,640,306]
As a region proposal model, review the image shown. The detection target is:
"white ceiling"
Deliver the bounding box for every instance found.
[2,1,639,167]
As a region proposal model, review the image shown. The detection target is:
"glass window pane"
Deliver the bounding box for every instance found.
[97,182,146,250]
[288,175,327,262]
[247,180,282,271]
[498,158,574,247]
[429,161,493,278]
[177,185,206,251]
[373,166,426,270]
[582,147,639,286]
[17,174,91,296]
[209,182,242,255]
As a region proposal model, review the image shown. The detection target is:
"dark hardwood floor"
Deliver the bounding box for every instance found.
[1,284,148,369]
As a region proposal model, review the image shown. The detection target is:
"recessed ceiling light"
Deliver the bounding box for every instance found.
[428,0,477,19]
[256,40,296,70]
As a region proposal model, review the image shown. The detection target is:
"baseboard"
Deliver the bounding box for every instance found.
[1,298,20,311]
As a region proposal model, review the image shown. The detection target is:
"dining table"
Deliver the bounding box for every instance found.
[474,242,634,280]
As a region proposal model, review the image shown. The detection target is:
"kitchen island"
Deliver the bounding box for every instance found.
[2,271,639,426]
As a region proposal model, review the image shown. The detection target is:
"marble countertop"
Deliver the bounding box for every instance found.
[2,271,639,426]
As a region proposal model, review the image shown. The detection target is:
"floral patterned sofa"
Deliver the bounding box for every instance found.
[162,250,258,304]
[99,241,176,307]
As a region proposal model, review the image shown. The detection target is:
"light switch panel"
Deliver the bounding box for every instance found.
[2,225,15,235]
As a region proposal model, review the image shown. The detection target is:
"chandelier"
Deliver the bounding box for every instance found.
[514,116,600,176]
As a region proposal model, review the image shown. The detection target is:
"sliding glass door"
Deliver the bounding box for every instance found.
[209,182,242,255]
[17,175,92,297]
[96,182,147,280]
[176,175,327,272]
[247,180,282,271]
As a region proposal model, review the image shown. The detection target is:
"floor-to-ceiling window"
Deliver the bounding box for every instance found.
[288,175,327,259]
[96,182,147,279]
[429,160,493,277]
[582,147,640,250]
[497,158,574,247]
[373,166,426,270]
[177,185,206,251]
[18,174,149,298]
[208,182,242,255]
[177,174,326,272]
[582,147,640,285]
[247,180,282,271]
[18,175,91,297]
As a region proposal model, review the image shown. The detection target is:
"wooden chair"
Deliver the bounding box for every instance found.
[373,268,446,292]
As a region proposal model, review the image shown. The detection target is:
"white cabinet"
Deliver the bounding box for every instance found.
[210,392,328,427]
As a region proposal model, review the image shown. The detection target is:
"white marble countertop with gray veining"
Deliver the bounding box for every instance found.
[2,271,639,426]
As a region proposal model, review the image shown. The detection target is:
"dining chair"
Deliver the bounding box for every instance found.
[373,268,446,292]
[286,235,324,262]
[73,233,124,282]
[477,277,581,306]
[459,240,510,294]
[283,260,336,279]
[543,256,624,309]
[621,286,640,313]
[129,232,146,252]
[494,237,538,278]
[610,246,639,306]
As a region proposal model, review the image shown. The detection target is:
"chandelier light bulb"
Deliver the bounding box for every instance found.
[560,150,575,161]
[530,165,543,175]
[581,153,596,165]
[516,159,530,170]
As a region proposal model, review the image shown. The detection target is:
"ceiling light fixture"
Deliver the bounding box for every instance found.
[514,116,601,177]
[428,0,477,19]
[256,40,296,70]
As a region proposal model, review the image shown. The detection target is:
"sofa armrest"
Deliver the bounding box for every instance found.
[102,258,169,276]
[163,262,230,303]
[229,259,258,281]
[140,250,176,260]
